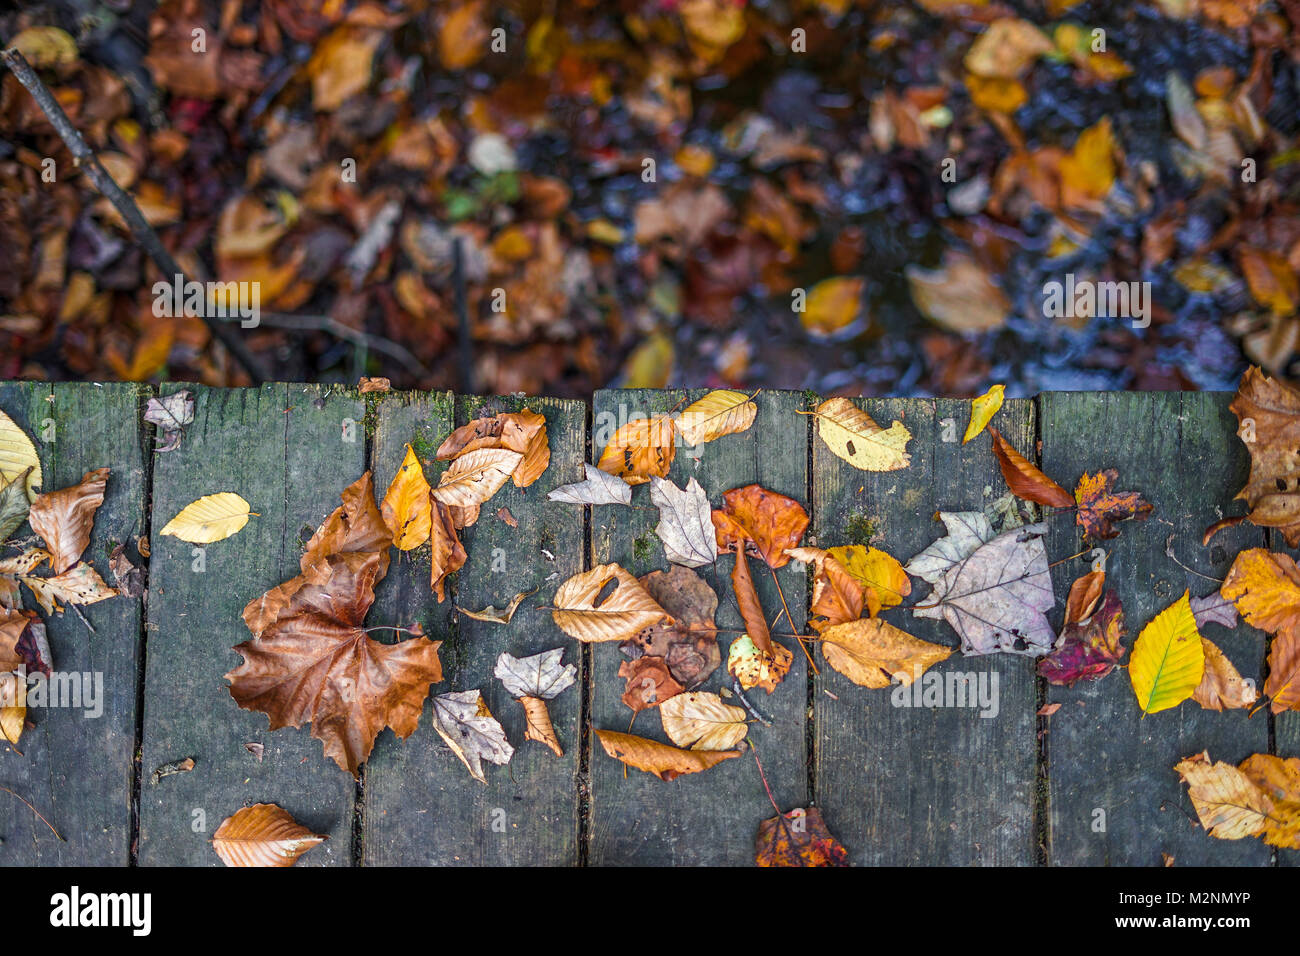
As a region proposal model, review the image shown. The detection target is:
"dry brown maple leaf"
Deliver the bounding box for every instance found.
[1221,547,1300,712]
[1229,366,1300,546]
[988,428,1073,509]
[711,484,809,569]
[211,803,326,867]
[1074,468,1152,540]
[755,806,849,867]
[26,467,108,574]
[596,416,676,485]
[595,729,740,781]
[227,551,443,776]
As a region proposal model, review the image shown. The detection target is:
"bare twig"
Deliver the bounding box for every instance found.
[259,312,431,379]
[0,785,64,841]
[1,48,267,383]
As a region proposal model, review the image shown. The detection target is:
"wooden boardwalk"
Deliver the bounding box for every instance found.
[0,382,1295,867]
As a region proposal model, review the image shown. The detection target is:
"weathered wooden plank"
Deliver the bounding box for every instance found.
[0,382,147,865]
[1041,391,1270,866]
[139,384,363,865]
[588,389,809,866]
[812,397,1038,865]
[363,394,585,865]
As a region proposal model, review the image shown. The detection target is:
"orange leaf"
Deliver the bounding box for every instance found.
[988,428,1073,509]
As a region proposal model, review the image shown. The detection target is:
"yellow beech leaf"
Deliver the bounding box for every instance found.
[810,397,911,471]
[552,563,669,643]
[211,803,327,867]
[0,409,42,502]
[801,277,864,337]
[595,729,740,781]
[160,492,255,544]
[1129,590,1204,715]
[674,390,758,446]
[0,672,23,745]
[430,447,521,509]
[1175,752,1273,841]
[964,384,1005,443]
[380,444,432,550]
[658,691,749,751]
[824,545,911,616]
[819,617,952,688]
[596,416,676,485]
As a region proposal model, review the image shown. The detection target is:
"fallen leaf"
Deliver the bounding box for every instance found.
[430,689,514,783]
[1038,590,1127,686]
[1130,591,1204,715]
[595,729,740,781]
[380,444,432,550]
[20,562,118,614]
[0,671,23,745]
[1229,367,1300,546]
[1175,752,1274,841]
[964,384,1005,443]
[143,391,194,453]
[712,484,809,569]
[430,499,466,602]
[674,390,758,445]
[0,467,32,544]
[659,691,748,750]
[10,25,79,69]
[909,522,1055,655]
[906,252,1009,333]
[496,507,517,528]
[618,656,685,712]
[552,563,669,643]
[1194,638,1258,711]
[439,0,489,70]
[1239,247,1298,316]
[596,416,676,486]
[801,277,864,337]
[819,617,953,688]
[228,551,443,776]
[307,25,381,112]
[1059,117,1118,208]
[755,807,849,867]
[519,696,563,756]
[1190,591,1238,630]
[460,587,536,624]
[809,398,912,472]
[1221,547,1300,712]
[160,492,255,544]
[903,511,993,583]
[731,547,773,654]
[431,447,522,509]
[964,18,1053,80]
[824,545,911,616]
[211,804,326,867]
[989,428,1074,509]
[629,565,721,687]
[1064,570,1106,625]
[108,544,144,598]
[357,377,391,394]
[787,548,864,628]
[1238,754,1300,849]
[494,648,576,700]
[727,635,793,693]
[0,410,43,504]
[150,757,195,784]
[547,463,633,506]
[651,477,718,569]
[1075,469,1153,540]
[26,468,108,575]
[300,473,392,572]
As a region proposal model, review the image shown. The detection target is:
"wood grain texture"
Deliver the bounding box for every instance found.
[588,389,809,866]
[363,394,585,864]
[138,384,361,866]
[1041,391,1270,866]
[812,397,1038,865]
[0,382,147,865]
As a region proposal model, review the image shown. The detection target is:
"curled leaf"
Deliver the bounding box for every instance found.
[989,428,1073,509]
[27,468,109,573]
[595,729,740,781]
[819,617,952,688]
[211,804,326,867]
[596,416,676,485]
[430,689,514,783]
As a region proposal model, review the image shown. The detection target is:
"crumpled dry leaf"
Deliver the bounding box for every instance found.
[144,390,194,453]
[809,398,911,472]
[1065,570,1106,625]
[618,656,684,712]
[160,492,254,545]
[430,499,466,602]
[1130,590,1204,715]
[229,550,442,776]
[1229,367,1300,547]
[108,543,144,598]
[910,522,1055,656]
[825,544,910,617]
[712,484,809,569]
[727,635,793,694]
[596,416,676,486]
[1038,589,1127,686]
[989,428,1074,509]
[1194,637,1258,711]
[755,806,849,867]
[552,563,669,643]
[787,547,864,629]
[211,803,326,867]
[0,408,42,502]
[595,729,740,781]
[380,444,432,550]
[1221,547,1300,712]
[461,587,536,624]
[819,617,953,688]
[674,390,758,446]
[0,467,32,544]
[519,695,563,756]
[626,565,720,687]
[1,606,51,677]
[27,468,108,574]
[650,477,718,568]
[20,562,118,614]
[547,463,633,506]
[430,689,514,783]
[300,473,392,573]
[659,691,748,750]
[436,409,550,489]
[1074,468,1153,540]
[1175,751,1277,842]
